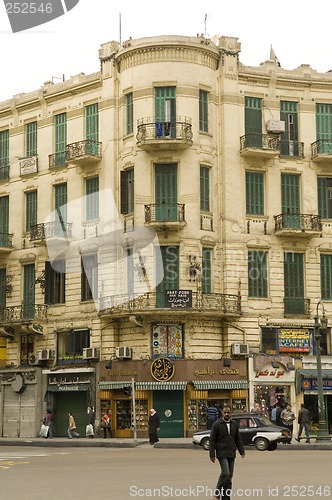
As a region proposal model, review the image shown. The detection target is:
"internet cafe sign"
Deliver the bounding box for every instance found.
[278,328,311,353]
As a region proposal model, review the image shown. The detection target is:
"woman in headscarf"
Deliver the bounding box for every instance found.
[148,408,160,445]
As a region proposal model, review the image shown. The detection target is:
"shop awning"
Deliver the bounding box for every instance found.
[192,380,248,390]
[98,381,188,390]
[299,369,332,378]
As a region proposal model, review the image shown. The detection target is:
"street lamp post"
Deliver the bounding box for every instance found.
[314,301,331,442]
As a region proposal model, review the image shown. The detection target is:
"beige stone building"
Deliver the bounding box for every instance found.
[0,34,331,438]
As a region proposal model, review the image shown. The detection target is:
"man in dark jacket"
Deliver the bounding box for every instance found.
[148,408,160,445]
[209,405,245,500]
[295,403,311,443]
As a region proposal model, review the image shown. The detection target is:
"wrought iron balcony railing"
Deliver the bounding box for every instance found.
[65,140,102,163]
[279,140,304,157]
[19,155,38,175]
[136,117,193,149]
[311,139,332,158]
[29,221,73,241]
[240,133,280,154]
[0,233,13,249]
[274,213,322,234]
[284,298,310,317]
[49,151,67,169]
[0,165,9,181]
[144,204,185,224]
[99,292,241,316]
[0,304,48,323]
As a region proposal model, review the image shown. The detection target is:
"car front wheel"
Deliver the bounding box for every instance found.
[254,437,269,451]
[201,437,210,451]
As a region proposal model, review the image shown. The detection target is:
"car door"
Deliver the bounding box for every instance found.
[233,416,257,445]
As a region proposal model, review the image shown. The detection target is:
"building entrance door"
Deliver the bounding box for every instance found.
[152,390,184,437]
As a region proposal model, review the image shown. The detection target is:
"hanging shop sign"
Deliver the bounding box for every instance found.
[165,290,192,309]
[278,328,311,353]
[302,378,332,391]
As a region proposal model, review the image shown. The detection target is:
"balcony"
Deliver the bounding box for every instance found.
[284,298,310,317]
[240,134,280,158]
[29,221,73,244]
[279,140,305,158]
[144,203,186,230]
[0,304,48,324]
[311,139,332,163]
[0,233,13,253]
[274,213,322,237]
[19,155,38,176]
[49,151,67,169]
[136,117,193,150]
[65,140,102,167]
[99,292,241,318]
[0,165,9,182]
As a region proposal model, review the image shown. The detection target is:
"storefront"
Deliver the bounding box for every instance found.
[98,358,248,438]
[43,367,96,437]
[249,355,296,418]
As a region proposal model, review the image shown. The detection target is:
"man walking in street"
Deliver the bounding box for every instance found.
[295,403,311,443]
[209,405,245,500]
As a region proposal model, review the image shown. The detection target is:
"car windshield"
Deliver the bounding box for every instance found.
[257,414,275,426]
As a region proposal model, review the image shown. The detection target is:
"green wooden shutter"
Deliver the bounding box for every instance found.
[26,121,37,157]
[0,130,9,167]
[81,254,97,301]
[246,171,264,215]
[85,104,99,155]
[44,261,54,305]
[155,164,177,221]
[55,113,67,165]
[200,166,210,211]
[284,252,304,314]
[25,190,37,231]
[248,250,268,298]
[316,104,332,154]
[321,254,332,300]
[120,169,134,214]
[281,174,300,228]
[126,93,133,135]
[23,263,35,319]
[202,248,212,294]
[155,87,176,138]
[0,268,6,309]
[156,246,179,307]
[86,176,99,220]
[55,183,67,231]
[199,90,209,132]
[245,97,262,147]
[0,196,9,247]
[280,101,298,155]
[318,177,328,219]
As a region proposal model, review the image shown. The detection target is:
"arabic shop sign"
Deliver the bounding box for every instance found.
[165,290,192,308]
[302,378,332,391]
[151,357,175,381]
[254,365,286,380]
[194,366,239,377]
[278,328,311,353]
[48,374,92,391]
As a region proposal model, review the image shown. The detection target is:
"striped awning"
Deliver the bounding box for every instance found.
[192,380,249,390]
[98,381,188,390]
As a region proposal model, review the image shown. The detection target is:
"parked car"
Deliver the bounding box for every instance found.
[192,413,291,451]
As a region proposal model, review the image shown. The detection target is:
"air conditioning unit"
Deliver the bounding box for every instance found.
[232,343,249,356]
[82,347,99,360]
[266,120,285,134]
[28,353,41,366]
[116,346,132,359]
[37,349,54,361]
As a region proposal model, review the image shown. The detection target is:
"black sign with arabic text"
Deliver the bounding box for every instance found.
[165,290,192,309]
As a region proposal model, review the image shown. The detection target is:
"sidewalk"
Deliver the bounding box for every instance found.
[0,436,331,450]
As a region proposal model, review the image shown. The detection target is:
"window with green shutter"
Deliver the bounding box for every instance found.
[55,113,67,165]
[246,171,264,215]
[245,97,262,147]
[199,90,209,133]
[155,87,176,138]
[202,248,212,294]
[25,190,37,232]
[318,177,332,219]
[156,246,179,308]
[280,101,299,156]
[23,263,35,319]
[45,260,65,304]
[85,103,99,142]
[0,195,9,247]
[321,255,332,300]
[126,93,133,135]
[0,268,6,309]
[248,250,268,298]
[316,104,332,154]
[284,252,305,314]
[200,166,210,212]
[120,169,134,214]
[281,173,301,228]
[81,254,98,302]
[0,129,9,168]
[86,176,99,220]
[54,183,67,234]
[26,121,37,157]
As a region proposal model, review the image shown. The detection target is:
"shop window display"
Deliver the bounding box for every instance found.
[254,385,290,418]
[188,399,230,431]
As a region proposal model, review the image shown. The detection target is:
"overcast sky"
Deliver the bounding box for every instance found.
[0,0,332,102]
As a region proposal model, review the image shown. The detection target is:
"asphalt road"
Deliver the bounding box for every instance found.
[0,445,330,499]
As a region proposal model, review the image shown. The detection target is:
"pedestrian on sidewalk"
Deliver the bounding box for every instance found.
[206,403,220,430]
[101,409,112,438]
[295,404,311,443]
[43,409,53,439]
[68,412,79,439]
[281,404,296,441]
[148,408,160,445]
[209,405,245,500]
[86,405,95,438]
